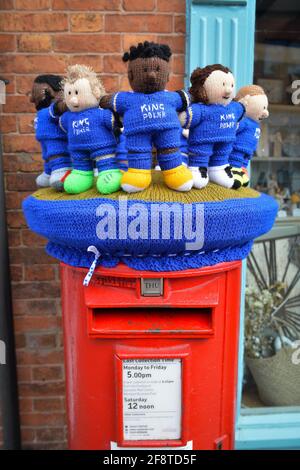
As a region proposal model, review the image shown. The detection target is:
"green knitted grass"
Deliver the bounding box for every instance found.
[32,170,259,203]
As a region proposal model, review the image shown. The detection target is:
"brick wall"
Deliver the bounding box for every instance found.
[0,0,187,450]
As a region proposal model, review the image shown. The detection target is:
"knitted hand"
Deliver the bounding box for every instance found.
[178,111,187,127]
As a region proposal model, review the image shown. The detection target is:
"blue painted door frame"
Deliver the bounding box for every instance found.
[186,0,300,450]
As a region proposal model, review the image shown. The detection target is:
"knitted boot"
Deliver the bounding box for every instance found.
[230,167,244,188]
[36,172,50,188]
[188,166,209,189]
[208,165,241,189]
[64,169,94,194]
[121,168,152,193]
[50,168,71,192]
[241,167,250,187]
[162,165,193,192]
[96,169,122,195]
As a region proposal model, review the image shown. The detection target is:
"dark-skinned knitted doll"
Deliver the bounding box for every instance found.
[100,41,193,193]
[50,65,121,195]
[31,75,72,191]
[179,65,249,190]
[229,85,269,187]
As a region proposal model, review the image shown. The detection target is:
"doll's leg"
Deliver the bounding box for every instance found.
[228,149,246,188]
[121,134,152,193]
[241,153,251,187]
[92,149,122,195]
[64,149,94,194]
[187,143,212,189]
[155,129,193,192]
[36,142,51,187]
[208,142,241,189]
[48,154,72,191]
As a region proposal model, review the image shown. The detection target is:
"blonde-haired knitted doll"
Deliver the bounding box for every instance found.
[49,65,121,195]
[229,85,269,187]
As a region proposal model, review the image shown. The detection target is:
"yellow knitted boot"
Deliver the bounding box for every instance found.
[241,167,250,187]
[121,168,152,193]
[162,165,193,192]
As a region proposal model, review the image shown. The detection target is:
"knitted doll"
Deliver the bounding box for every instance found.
[100,41,193,193]
[180,65,249,189]
[30,75,71,190]
[52,65,121,195]
[229,85,269,187]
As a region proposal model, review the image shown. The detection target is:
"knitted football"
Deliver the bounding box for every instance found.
[23,171,278,272]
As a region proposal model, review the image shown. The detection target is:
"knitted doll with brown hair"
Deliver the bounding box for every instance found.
[100,41,193,193]
[180,65,249,189]
[229,85,269,187]
[50,65,121,195]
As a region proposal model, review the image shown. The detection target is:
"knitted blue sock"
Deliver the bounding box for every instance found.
[158,149,183,171]
[127,152,152,170]
[228,150,245,168]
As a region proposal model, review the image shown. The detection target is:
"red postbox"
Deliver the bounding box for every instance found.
[60,260,242,450]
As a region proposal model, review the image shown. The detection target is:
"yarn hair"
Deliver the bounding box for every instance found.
[62,64,105,100]
[123,41,172,63]
[234,84,265,101]
[34,74,63,92]
[189,64,232,104]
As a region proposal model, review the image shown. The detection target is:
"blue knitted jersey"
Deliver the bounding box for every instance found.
[232,116,261,156]
[185,101,245,145]
[35,107,68,159]
[59,107,116,151]
[112,90,189,136]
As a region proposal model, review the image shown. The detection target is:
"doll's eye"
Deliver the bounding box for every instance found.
[231,84,234,88]
[264,106,266,109]
[223,82,225,86]
[68,91,71,95]
[75,90,78,95]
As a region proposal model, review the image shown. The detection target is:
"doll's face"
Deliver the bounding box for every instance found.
[204,70,235,105]
[64,78,99,112]
[30,82,58,111]
[244,94,269,122]
[128,57,170,93]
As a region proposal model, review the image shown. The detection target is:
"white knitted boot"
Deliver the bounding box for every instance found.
[188,166,209,189]
[36,172,50,188]
[208,164,241,189]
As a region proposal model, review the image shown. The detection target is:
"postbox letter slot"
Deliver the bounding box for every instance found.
[88,307,214,338]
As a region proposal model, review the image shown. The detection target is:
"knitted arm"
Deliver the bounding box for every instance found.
[182,104,203,129]
[234,101,246,121]
[100,94,114,110]
[174,90,190,112]
[49,100,68,120]
[58,112,68,133]
[102,109,117,131]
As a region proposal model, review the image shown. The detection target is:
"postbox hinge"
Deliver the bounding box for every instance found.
[141,278,164,296]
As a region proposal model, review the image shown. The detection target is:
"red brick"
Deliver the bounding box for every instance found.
[35,427,64,441]
[17,366,32,383]
[172,55,185,74]
[34,398,63,412]
[19,397,33,413]
[0,0,14,9]
[1,74,15,94]
[11,282,61,300]
[16,0,51,9]
[103,55,126,74]
[19,381,65,398]
[0,34,16,52]
[10,264,23,282]
[6,211,27,229]
[0,114,17,133]
[5,192,23,210]
[22,230,46,247]
[123,0,155,11]
[175,15,186,33]
[16,349,64,365]
[106,14,173,33]
[18,34,52,52]
[18,114,35,134]
[16,75,35,94]
[52,0,120,10]
[120,74,130,91]
[21,412,65,426]
[102,75,120,93]
[3,135,39,153]
[157,35,185,53]
[25,265,56,282]
[70,13,103,32]
[3,95,34,113]
[69,55,103,73]
[15,332,26,349]
[2,153,42,173]
[13,299,58,317]
[0,13,68,32]
[157,0,186,13]
[27,334,57,350]
[8,229,21,247]
[123,34,157,51]
[0,54,67,74]
[54,34,121,53]
[6,173,37,191]
[21,428,36,443]
[9,247,57,265]
[168,74,185,90]
[32,366,62,381]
